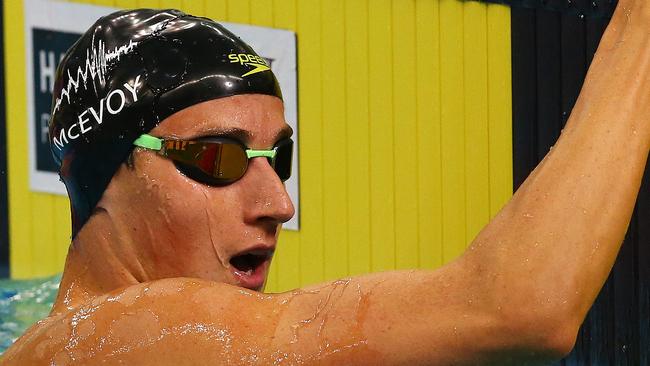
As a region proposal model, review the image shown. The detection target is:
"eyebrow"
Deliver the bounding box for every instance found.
[276,125,294,141]
[194,125,293,145]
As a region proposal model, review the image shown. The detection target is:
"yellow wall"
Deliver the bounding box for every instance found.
[5,0,512,293]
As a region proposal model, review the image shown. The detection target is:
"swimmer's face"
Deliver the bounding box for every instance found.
[110,94,295,291]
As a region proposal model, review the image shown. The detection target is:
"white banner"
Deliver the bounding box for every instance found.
[24,0,300,230]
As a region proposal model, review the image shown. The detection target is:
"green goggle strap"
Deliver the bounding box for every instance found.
[133,134,163,150]
[133,134,278,159]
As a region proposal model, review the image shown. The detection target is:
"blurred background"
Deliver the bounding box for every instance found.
[0,0,647,364]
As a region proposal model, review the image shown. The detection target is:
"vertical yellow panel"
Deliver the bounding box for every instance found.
[296,0,324,287]
[31,194,55,276]
[93,0,116,6]
[250,0,272,26]
[160,0,183,10]
[114,0,133,8]
[321,0,348,280]
[136,0,160,9]
[487,4,513,216]
[269,0,299,293]
[463,2,490,244]
[54,198,71,268]
[227,0,250,23]
[204,1,227,21]
[392,0,418,270]
[273,0,293,29]
[368,0,394,272]
[6,0,32,278]
[345,0,370,276]
[440,0,466,264]
[181,0,204,16]
[415,0,442,269]
[274,229,299,291]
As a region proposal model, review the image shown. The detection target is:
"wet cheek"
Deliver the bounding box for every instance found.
[168,180,242,272]
[136,158,246,276]
[210,188,261,275]
[201,190,240,269]
[133,165,210,258]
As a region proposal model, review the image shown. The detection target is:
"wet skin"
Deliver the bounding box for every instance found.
[4,1,650,362]
[67,93,297,294]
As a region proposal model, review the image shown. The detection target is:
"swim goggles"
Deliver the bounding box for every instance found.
[133,134,292,186]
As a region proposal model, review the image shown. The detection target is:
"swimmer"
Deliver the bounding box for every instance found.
[3,0,650,364]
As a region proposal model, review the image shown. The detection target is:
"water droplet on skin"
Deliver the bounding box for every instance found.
[589,241,601,257]
[523,213,534,218]
[52,350,73,364]
[289,324,300,344]
[76,319,96,340]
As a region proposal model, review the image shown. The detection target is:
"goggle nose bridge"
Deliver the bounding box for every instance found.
[246,148,278,167]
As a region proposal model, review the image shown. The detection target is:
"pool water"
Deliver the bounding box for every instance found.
[0,275,60,353]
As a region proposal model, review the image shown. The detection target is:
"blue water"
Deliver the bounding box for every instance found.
[0,275,60,353]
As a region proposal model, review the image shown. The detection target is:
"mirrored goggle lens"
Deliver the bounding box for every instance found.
[165,138,293,186]
[165,140,248,185]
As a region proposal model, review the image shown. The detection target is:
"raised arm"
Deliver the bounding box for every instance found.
[459,0,650,358]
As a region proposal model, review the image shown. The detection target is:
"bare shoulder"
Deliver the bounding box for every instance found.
[2,276,385,365]
[1,278,287,365]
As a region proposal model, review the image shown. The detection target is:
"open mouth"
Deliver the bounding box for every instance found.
[230,252,269,274]
[228,248,274,290]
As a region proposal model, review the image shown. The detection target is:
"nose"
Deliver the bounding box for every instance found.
[240,156,295,226]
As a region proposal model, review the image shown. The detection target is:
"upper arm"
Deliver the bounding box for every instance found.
[3,263,563,365]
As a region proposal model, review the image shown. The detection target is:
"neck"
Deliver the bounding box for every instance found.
[51,212,145,314]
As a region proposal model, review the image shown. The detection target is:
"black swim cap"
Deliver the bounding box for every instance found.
[49,9,283,237]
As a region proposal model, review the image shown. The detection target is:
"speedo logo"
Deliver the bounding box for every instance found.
[228,53,270,77]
